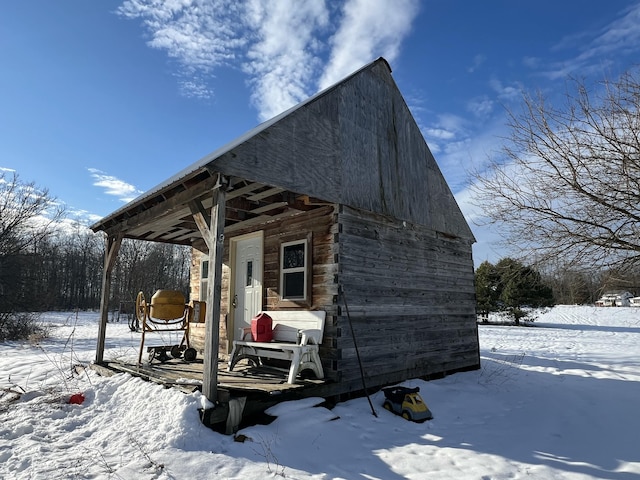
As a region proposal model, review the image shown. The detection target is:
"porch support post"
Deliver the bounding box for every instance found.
[95,233,123,364]
[202,175,228,403]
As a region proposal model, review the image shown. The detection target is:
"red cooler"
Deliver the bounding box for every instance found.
[251,312,273,342]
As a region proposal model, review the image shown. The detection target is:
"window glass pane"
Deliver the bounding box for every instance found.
[283,272,304,298]
[246,260,253,287]
[283,243,305,269]
[200,281,208,302]
[201,260,209,279]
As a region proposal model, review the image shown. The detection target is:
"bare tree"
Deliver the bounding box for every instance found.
[0,172,190,315]
[111,239,190,310]
[472,68,640,271]
[0,172,65,257]
[0,172,64,338]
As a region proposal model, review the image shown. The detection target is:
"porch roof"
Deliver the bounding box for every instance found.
[89,169,328,250]
[87,52,363,246]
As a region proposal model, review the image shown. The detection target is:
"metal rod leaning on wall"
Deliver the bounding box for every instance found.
[339,285,377,417]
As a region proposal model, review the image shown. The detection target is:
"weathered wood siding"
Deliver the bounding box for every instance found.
[262,206,338,313]
[189,252,203,302]
[189,203,478,391]
[189,251,231,356]
[189,206,339,362]
[209,59,474,241]
[334,205,479,392]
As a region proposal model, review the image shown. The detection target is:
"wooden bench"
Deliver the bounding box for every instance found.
[227,310,325,384]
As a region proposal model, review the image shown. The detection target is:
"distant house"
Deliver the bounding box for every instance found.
[90,58,480,414]
[596,291,634,307]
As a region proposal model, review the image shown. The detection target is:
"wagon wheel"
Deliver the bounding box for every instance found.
[170,345,182,359]
[183,348,197,362]
[135,291,147,325]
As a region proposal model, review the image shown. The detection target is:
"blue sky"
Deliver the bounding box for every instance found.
[2,1,640,264]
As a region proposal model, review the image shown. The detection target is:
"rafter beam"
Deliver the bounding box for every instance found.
[247,186,285,201]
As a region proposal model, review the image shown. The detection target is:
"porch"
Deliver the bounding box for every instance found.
[91,355,333,431]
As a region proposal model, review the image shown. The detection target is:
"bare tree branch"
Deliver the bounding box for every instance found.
[472,68,640,270]
[0,172,65,257]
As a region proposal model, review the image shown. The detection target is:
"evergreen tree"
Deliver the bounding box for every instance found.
[475,258,554,325]
[475,261,500,322]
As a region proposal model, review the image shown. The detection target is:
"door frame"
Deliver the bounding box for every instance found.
[228,230,264,349]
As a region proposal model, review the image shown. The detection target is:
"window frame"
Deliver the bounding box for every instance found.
[279,236,311,305]
[199,259,209,302]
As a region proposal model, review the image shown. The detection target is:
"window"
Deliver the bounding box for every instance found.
[200,259,209,301]
[246,260,253,287]
[280,239,307,301]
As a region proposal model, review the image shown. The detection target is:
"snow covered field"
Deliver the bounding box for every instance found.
[1,306,639,479]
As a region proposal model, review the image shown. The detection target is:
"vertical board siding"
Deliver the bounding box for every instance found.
[211,60,474,241]
[336,205,479,388]
[189,253,201,302]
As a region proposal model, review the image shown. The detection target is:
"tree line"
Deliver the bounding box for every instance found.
[0,172,190,315]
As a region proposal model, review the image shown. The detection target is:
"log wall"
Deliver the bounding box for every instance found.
[334,205,479,391]
[189,206,338,360]
[189,203,479,394]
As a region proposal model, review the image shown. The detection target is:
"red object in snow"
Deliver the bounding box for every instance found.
[251,312,273,342]
[69,393,85,405]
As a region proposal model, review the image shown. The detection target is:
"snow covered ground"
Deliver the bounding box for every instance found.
[1,306,639,479]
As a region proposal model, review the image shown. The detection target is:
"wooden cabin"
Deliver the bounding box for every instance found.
[91,57,479,423]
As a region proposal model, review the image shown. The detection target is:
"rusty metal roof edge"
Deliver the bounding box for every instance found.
[90,57,390,233]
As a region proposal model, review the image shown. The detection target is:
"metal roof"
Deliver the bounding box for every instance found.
[89,57,475,245]
[90,58,391,240]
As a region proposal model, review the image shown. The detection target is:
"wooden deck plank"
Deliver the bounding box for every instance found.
[101,358,323,395]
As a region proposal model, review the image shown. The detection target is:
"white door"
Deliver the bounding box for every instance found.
[233,233,263,340]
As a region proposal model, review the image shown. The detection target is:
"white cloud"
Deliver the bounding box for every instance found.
[435,113,467,133]
[420,113,467,160]
[50,216,97,236]
[467,96,494,118]
[117,0,246,100]
[88,168,142,203]
[67,208,104,226]
[319,0,419,89]
[575,2,640,61]
[179,78,214,99]
[243,0,330,121]
[489,77,522,101]
[437,117,508,193]
[543,3,640,80]
[118,0,244,70]
[117,0,419,121]
[424,128,455,140]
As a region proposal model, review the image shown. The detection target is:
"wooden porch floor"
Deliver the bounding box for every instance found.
[96,356,326,396]
[91,354,338,431]
[93,357,331,429]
